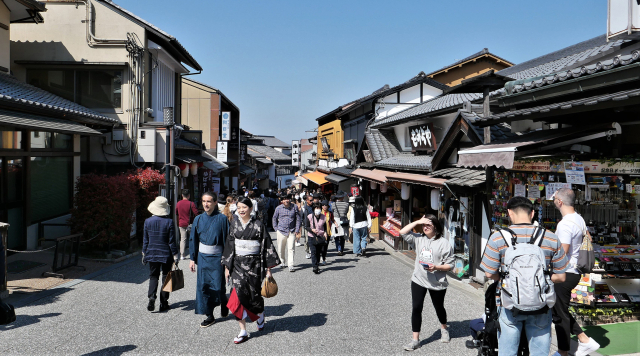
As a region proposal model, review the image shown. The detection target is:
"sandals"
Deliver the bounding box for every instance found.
[257,320,265,331]
[234,334,250,344]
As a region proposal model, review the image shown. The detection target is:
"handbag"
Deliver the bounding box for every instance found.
[0,299,16,325]
[309,215,327,245]
[261,275,278,298]
[162,264,184,292]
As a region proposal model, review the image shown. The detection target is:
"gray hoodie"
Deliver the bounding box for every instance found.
[402,232,455,290]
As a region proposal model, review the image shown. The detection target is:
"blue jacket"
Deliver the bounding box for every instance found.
[143,215,178,263]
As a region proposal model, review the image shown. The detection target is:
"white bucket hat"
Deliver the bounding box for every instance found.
[148,196,170,216]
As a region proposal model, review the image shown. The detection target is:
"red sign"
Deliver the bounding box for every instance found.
[351,186,360,197]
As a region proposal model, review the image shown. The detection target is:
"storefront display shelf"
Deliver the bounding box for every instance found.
[380,226,400,237]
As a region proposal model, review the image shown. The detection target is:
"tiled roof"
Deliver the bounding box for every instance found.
[429,168,486,187]
[248,145,291,161]
[0,73,117,126]
[175,138,200,150]
[331,166,356,177]
[426,48,513,77]
[497,35,626,80]
[376,154,432,171]
[504,49,640,95]
[371,93,483,128]
[365,129,402,161]
[98,0,201,71]
[461,111,518,143]
[471,87,640,125]
[253,135,290,148]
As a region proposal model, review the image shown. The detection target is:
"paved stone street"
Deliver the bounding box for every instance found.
[0,234,484,355]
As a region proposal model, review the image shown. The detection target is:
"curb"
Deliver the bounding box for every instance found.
[12,254,139,309]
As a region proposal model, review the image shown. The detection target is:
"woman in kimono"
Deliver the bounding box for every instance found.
[223,196,281,344]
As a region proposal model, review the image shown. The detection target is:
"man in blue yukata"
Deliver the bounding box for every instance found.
[190,191,230,327]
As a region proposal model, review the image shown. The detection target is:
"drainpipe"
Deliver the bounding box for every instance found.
[80,0,128,47]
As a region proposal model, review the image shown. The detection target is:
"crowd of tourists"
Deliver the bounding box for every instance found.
[141,184,600,354]
[141,185,370,344]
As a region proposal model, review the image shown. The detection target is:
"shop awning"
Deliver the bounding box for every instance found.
[202,151,229,173]
[325,173,351,184]
[297,175,308,186]
[0,109,103,136]
[457,123,622,169]
[350,168,389,185]
[302,171,329,185]
[256,158,272,164]
[386,172,446,188]
[175,153,213,163]
[239,165,255,175]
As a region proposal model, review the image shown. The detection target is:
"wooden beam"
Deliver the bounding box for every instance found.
[483,87,491,143]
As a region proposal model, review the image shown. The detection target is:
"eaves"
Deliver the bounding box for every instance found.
[498,62,640,107]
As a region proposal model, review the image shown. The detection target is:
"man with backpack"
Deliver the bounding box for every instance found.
[480,196,569,356]
[551,188,600,356]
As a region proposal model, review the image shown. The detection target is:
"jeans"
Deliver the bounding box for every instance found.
[276,231,296,268]
[310,243,327,267]
[352,227,368,254]
[148,261,172,305]
[498,307,552,356]
[553,273,584,351]
[334,235,345,252]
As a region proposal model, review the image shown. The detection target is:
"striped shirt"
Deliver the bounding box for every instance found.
[480,224,569,306]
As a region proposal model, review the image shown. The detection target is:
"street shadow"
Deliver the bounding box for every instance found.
[255,312,328,338]
[0,312,62,331]
[80,344,137,355]
[576,325,611,348]
[419,320,472,346]
[10,287,74,308]
[264,303,293,317]
[329,258,358,264]
[321,265,355,272]
[167,299,196,312]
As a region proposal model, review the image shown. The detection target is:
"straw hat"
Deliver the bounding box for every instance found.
[148,196,170,216]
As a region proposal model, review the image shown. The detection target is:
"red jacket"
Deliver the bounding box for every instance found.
[175,199,198,228]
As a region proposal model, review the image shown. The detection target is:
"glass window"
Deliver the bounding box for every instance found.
[27,68,122,110]
[30,156,72,222]
[0,127,23,149]
[26,69,75,102]
[7,159,22,203]
[31,132,72,150]
[76,69,122,109]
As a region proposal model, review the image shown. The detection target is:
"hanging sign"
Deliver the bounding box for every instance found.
[528,185,540,199]
[545,183,572,200]
[409,123,437,151]
[514,184,526,197]
[221,112,231,141]
[564,161,586,185]
[240,144,247,161]
[292,140,300,166]
[217,141,228,162]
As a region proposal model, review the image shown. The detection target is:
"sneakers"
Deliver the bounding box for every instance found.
[361,249,367,257]
[305,253,311,259]
[403,339,420,351]
[221,307,229,318]
[200,315,216,328]
[321,259,326,266]
[295,242,302,247]
[289,266,295,273]
[337,251,344,256]
[158,303,170,312]
[313,266,319,274]
[576,337,600,356]
[440,328,450,343]
[356,253,362,257]
[147,298,155,312]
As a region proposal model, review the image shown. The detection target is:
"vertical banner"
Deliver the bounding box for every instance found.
[221,111,231,141]
[292,140,300,166]
[240,144,247,161]
[217,141,228,162]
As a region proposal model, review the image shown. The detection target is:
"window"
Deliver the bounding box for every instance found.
[30,156,72,222]
[0,127,23,149]
[27,68,123,110]
[31,132,72,150]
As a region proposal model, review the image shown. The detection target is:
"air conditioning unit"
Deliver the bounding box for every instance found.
[608,0,640,40]
[136,128,156,162]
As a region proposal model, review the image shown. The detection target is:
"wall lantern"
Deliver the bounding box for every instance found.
[380,183,388,193]
[370,181,377,190]
[190,162,198,176]
[401,183,411,200]
[431,189,440,210]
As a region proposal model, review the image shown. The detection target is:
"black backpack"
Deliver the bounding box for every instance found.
[0,299,16,325]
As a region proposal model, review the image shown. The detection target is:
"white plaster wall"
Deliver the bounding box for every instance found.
[393,112,457,151]
[0,3,9,70]
[422,83,442,100]
[10,1,146,124]
[400,85,421,104]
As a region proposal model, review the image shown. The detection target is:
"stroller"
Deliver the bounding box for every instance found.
[466,281,529,356]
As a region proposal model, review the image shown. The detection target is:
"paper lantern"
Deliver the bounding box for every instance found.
[197,162,204,168]
[190,162,198,175]
[431,189,440,210]
[181,165,189,177]
[370,181,377,190]
[177,163,187,171]
[380,183,388,193]
[401,183,410,200]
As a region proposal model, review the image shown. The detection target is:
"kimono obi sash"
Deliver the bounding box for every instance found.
[199,242,223,255]
[235,240,261,256]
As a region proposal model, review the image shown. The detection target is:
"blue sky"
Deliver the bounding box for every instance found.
[116,0,606,144]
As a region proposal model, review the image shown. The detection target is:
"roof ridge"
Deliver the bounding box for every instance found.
[426,48,513,77]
